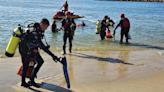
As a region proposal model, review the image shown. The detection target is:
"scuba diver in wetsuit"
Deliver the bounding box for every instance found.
[61,16,76,55]
[100,16,108,40]
[113,13,130,44]
[19,18,60,88]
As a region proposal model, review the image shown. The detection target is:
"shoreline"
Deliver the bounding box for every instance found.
[2,42,164,59]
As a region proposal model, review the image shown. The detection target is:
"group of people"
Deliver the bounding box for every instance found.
[96,15,115,40]
[96,13,131,44]
[4,0,132,89]
[51,0,69,33]
[57,0,131,44]
[52,13,131,57]
[16,8,130,89]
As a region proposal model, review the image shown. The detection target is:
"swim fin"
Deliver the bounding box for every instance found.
[60,57,70,89]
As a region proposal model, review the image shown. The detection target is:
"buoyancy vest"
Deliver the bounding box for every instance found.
[19,23,44,54]
[62,18,72,32]
[121,18,130,28]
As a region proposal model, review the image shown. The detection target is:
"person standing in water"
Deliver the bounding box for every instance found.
[113,13,130,44]
[61,16,76,54]
[100,16,108,40]
[51,20,58,32]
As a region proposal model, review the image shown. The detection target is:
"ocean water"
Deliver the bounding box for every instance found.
[0,0,164,55]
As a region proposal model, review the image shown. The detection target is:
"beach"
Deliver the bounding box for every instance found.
[0,48,164,92]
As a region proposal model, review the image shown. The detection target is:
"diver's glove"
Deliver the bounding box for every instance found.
[59,57,66,65]
[46,45,50,49]
[52,55,60,62]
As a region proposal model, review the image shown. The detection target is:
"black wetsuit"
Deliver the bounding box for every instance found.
[62,18,73,54]
[116,18,130,43]
[51,22,58,32]
[100,19,107,40]
[19,23,58,85]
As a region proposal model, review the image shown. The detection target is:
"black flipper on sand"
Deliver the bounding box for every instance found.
[60,57,70,89]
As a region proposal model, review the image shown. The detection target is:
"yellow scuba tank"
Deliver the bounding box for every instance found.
[109,22,113,26]
[95,20,101,34]
[5,26,22,57]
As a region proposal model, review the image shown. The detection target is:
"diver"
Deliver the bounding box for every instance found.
[81,21,86,27]
[51,20,58,32]
[113,13,130,44]
[100,16,108,40]
[19,18,60,88]
[77,21,86,28]
[61,16,76,54]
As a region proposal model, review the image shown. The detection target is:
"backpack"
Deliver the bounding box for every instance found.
[121,18,130,28]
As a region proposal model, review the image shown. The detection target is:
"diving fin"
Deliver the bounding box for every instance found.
[60,57,70,89]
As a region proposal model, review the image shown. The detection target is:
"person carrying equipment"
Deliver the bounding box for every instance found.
[18,18,61,88]
[113,13,130,44]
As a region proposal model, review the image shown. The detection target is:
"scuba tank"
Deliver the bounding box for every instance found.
[5,25,23,57]
[95,20,101,34]
[5,20,36,57]
[5,20,50,57]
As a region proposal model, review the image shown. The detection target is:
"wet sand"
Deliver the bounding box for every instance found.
[0,49,164,92]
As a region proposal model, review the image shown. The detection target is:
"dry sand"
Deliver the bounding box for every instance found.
[0,49,164,92]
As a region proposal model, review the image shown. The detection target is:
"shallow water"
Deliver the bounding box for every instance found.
[0,0,164,56]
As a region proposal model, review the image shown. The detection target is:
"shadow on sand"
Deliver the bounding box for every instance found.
[113,40,164,50]
[72,53,134,65]
[28,82,72,92]
[128,43,164,50]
